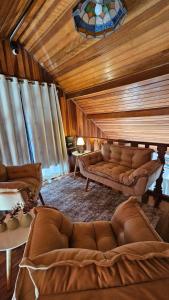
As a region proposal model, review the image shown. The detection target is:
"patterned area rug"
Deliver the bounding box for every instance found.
[41,174,160,227]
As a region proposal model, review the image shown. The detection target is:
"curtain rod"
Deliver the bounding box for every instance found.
[4,75,61,88]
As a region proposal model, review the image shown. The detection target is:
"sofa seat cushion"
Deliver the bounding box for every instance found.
[70,221,117,252]
[87,161,134,185]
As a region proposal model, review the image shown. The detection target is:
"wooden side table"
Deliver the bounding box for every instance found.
[72,150,90,179]
[0,212,33,290]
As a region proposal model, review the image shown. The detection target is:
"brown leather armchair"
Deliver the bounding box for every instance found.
[0,163,44,208]
[13,198,169,300]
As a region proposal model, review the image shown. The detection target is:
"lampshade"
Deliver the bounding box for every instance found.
[73,0,127,38]
[77,137,85,146]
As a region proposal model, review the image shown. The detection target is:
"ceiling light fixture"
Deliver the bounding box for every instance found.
[73,0,127,39]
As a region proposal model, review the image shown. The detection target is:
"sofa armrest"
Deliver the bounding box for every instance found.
[78,151,103,170]
[120,160,162,186]
[0,181,29,193]
[130,159,162,180]
[111,197,162,244]
[6,163,42,182]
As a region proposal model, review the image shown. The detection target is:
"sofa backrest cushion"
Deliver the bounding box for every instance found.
[111,197,162,245]
[28,207,73,258]
[0,164,7,182]
[102,144,153,169]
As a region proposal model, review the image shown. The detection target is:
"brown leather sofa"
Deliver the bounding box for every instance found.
[0,163,43,206]
[13,198,169,300]
[78,144,162,197]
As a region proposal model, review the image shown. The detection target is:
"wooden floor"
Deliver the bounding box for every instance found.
[0,197,169,300]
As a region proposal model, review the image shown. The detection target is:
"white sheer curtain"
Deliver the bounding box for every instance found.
[0,74,30,165]
[20,80,68,180]
[0,74,68,180]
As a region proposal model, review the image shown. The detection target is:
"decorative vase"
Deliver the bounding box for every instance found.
[20,213,32,228]
[0,221,7,232]
[7,216,19,230]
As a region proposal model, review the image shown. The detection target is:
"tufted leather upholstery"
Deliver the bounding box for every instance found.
[28,207,73,258]
[102,144,153,169]
[70,221,117,251]
[88,161,134,184]
[0,163,42,206]
[13,198,169,300]
[78,144,162,196]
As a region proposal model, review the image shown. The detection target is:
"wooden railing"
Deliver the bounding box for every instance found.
[79,136,169,205]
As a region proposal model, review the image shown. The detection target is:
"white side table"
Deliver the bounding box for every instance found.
[72,150,90,179]
[0,212,33,290]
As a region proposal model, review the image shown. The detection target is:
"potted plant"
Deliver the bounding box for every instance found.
[20,204,33,228]
[7,205,20,230]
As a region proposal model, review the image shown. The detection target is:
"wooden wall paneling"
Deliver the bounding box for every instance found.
[0,39,53,83]
[59,95,105,138]
[0,40,7,73]
[65,100,77,137]
[59,94,69,137]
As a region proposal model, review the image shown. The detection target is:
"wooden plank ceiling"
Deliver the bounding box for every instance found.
[0,0,169,94]
[70,73,169,143]
[0,0,169,143]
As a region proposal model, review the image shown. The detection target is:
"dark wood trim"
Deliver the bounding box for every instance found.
[154,145,168,206]
[66,65,169,99]
[76,136,169,147]
[87,107,169,120]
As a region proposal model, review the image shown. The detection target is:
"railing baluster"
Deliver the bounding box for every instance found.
[154,145,167,206]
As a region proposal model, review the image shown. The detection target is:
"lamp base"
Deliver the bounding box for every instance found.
[77,146,84,153]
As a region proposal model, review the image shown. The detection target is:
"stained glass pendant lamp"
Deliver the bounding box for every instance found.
[73,0,127,38]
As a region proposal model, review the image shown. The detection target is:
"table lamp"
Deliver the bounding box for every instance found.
[77,137,85,153]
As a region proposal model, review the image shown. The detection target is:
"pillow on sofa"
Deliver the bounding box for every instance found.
[20,241,169,297]
[101,143,111,161]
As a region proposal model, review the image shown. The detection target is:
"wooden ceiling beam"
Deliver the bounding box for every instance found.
[66,64,169,99]
[87,107,169,120]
